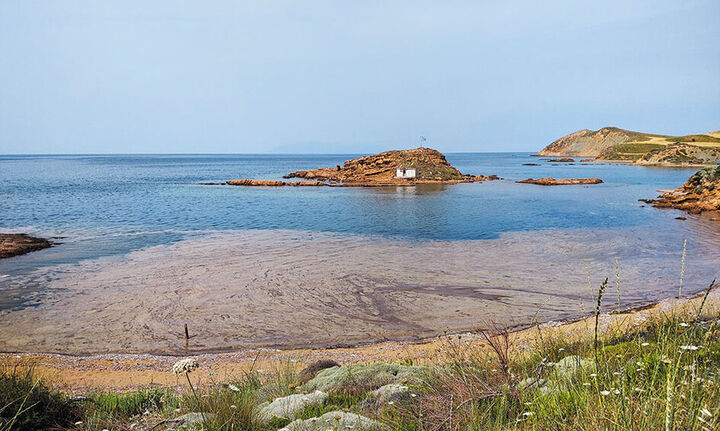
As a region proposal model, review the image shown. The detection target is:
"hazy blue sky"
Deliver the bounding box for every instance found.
[0,1,718,154]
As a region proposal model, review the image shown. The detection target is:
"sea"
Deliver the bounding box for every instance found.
[1,153,719,353]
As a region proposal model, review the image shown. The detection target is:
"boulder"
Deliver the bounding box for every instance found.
[552,355,595,379]
[173,412,216,429]
[369,383,408,402]
[298,359,341,383]
[279,410,382,431]
[258,391,328,422]
[302,363,427,394]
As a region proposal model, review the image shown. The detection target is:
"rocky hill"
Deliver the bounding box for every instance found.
[641,165,720,213]
[536,127,720,164]
[634,143,720,166]
[284,147,491,185]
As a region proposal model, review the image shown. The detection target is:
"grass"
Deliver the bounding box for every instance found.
[2,300,718,430]
[598,142,665,160]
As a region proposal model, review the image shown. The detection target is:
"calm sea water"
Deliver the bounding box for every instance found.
[0,153,714,297]
[3,153,720,351]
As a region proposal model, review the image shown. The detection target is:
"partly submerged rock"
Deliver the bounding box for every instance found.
[547,158,575,162]
[279,410,382,431]
[258,391,328,422]
[517,177,603,186]
[0,234,52,259]
[641,165,720,213]
[302,363,427,394]
[226,179,324,187]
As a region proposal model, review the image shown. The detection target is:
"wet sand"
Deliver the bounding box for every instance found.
[1,226,719,355]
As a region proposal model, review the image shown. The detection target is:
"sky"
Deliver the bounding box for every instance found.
[0,1,718,154]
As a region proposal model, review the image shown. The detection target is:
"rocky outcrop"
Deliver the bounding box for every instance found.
[226,148,498,187]
[634,143,720,166]
[283,147,493,186]
[517,177,603,186]
[226,179,323,186]
[547,158,575,162]
[641,166,720,213]
[0,234,52,259]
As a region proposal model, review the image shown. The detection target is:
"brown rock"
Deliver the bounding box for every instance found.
[227,179,286,186]
[473,174,499,182]
[641,166,720,213]
[225,148,499,187]
[517,177,603,186]
[0,234,52,259]
[580,159,596,162]
[284,147,466,184]
[297,359,340,383]
[547,158,575,162]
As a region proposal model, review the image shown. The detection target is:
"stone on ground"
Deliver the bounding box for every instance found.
[258,391,328,422]
[279,410,382,431]
[302,363,426,393]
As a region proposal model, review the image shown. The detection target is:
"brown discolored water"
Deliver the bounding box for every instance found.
[1,225,718,355]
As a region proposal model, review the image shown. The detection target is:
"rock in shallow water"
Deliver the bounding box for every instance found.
[0,233,52,259]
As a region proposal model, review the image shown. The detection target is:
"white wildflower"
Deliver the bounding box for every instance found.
[590,373,598,377]
[583,382,591,386]
[523,412,534,416]
[680,345,699,351]
[680,322,689,327]
[641,342,650,346]
[230,405,237,409]
[172,358,199,375]
[613,389,620,395]
[600,390,610,396]
[228,384,240,392]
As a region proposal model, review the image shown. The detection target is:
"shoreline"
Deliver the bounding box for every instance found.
[4,287,717,393]
[2,226,718,356]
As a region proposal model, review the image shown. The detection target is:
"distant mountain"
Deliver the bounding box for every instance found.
[536,127,720,163]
